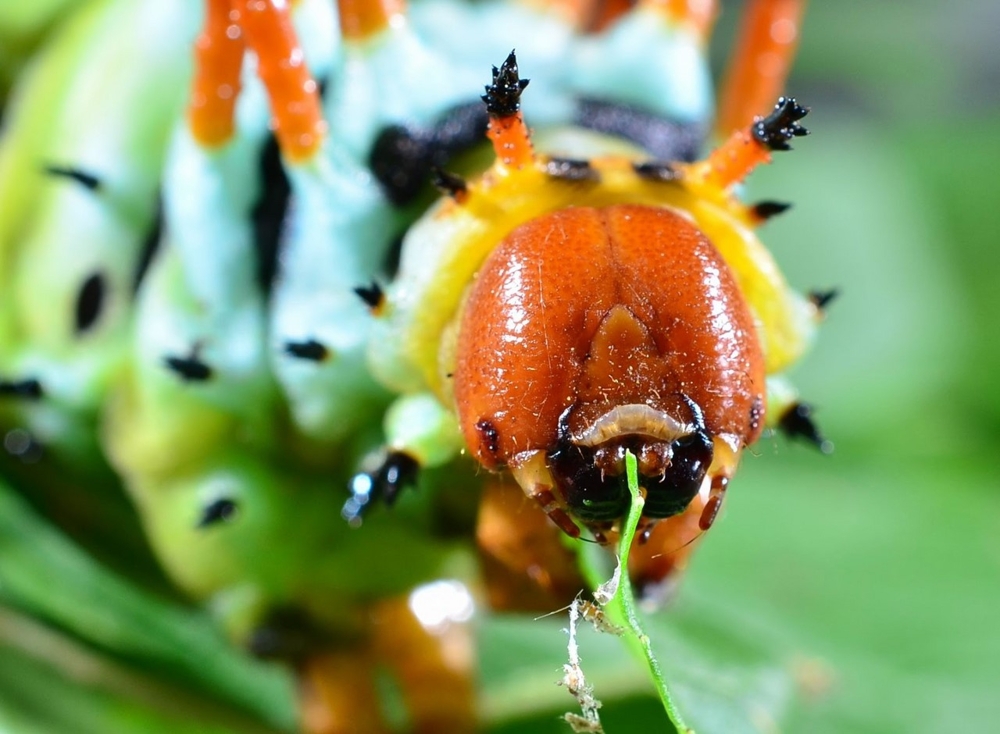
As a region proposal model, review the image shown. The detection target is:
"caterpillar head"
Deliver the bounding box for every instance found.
[453,204,762,542]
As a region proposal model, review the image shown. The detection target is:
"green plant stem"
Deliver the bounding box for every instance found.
[579,451,693,734]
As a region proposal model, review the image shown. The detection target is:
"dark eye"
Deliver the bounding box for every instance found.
[75,271,106,334]
[643,431,714,519]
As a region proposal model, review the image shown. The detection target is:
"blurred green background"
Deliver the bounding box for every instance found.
[2,0,998,732]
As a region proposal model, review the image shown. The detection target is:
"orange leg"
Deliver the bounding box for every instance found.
[189,0,246,148]
[336,0,406,41]
[235,0,326,163]
[716,0,806,137]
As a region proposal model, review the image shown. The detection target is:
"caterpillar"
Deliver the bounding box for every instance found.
[0,0,831,731]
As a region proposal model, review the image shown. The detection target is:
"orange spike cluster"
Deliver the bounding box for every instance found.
[336,0,406,41]
[189,0,326,163]
[716,0,806,136]
[482,52,535,171]
[188,0,246,148]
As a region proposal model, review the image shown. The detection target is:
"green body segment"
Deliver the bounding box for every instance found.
[0,0,198,462]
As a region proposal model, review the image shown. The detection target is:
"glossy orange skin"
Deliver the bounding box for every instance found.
[454,204,766,469]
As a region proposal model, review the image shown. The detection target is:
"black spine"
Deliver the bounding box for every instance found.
[752,97,809,152]
[353,282,384,310]
[430,167,468,198]
[163,354,213,382]
[482,50,529,117]
[779,402,833,453]
[43,164,101,191]
[752,200,793,219]
[342,451,420,526]
[809,288,840,311]
[284,339,329,361]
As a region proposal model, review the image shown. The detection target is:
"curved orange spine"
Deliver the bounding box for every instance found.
[189,0,246,148]
[684,127,771,190]
[236,0,326,164]
[337,0,406,41]
[716,0,806,136]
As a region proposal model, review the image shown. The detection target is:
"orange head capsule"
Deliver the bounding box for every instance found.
[453,204,765,537]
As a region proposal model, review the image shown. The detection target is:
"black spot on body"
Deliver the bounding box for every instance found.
[43,164,101,191]
[163,354,212,382]
[75,272,105,333]
[574,99,705,162]
[251,134,291,294]
[544,157,598,182]
[633,161,680,182]
[284,339,329,361]
[369,124,430,205]
[368,102,488,206]
[197,497,239,528]
[475,419,500,455]
[0,379,43,400]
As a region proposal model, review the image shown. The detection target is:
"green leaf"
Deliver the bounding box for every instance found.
[0,478,297,730]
